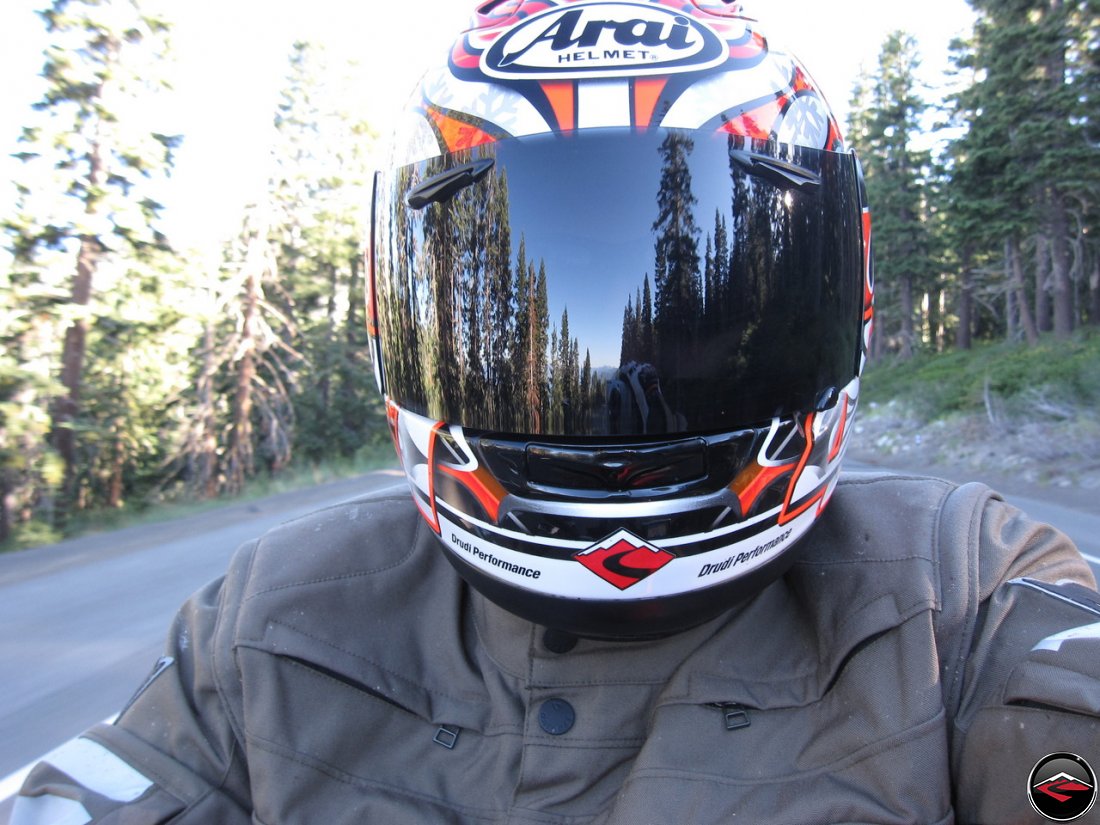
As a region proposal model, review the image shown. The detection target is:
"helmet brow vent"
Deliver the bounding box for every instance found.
[406,158,495,210]
[730,150,821,193]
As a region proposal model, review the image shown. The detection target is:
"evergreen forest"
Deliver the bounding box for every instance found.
[2,0,1098,549]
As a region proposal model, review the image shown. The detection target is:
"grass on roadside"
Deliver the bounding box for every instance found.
[861,328,1100,423]
[3,444,399,553]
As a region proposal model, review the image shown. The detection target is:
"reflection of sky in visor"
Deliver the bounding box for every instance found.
[378,125,861,435]
[505,131,662,369]
[504,128,789,370]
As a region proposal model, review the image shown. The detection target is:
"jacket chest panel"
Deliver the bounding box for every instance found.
[606,612,953,823]
[234,608,951,824]
[236,648,519,823]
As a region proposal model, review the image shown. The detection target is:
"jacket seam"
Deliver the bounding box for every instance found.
[241,536,419,601]
[672,592,935,696]
[213,538,258,764]
[837,474,954,491]
[247,618,489,708]
[796,555,934,565]
[242,732,502,823]
[623,708,947,787]
[943,483,988,721]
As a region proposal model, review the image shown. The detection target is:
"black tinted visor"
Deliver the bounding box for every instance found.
[374,128,863,437]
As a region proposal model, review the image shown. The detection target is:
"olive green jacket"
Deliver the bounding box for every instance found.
[15,474,1100,824]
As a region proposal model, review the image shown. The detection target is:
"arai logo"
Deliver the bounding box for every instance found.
[482,2,728,80]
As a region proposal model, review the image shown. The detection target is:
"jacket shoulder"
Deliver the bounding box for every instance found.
[242,487,425,591]
[817,470,1091,610]
[790,473,956,635]
[213,486,489,728]
[219,487,455,655]
[804,472,1094,700]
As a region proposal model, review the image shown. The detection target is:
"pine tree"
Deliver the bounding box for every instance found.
[269,42,380,462]
[3,0,179,523]
[651,132,702,381]
[949,0,1098,340]
[218,206,300,495]
[848,31,936,359]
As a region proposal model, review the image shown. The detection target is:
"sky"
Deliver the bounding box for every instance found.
[0,0,975,256]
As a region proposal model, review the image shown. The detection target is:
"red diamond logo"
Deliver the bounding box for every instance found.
[574,530,676,590]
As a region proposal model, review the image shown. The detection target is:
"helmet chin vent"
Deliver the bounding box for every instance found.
[526,439,707,496]
[504,506,732,544]
[476,429,758,502]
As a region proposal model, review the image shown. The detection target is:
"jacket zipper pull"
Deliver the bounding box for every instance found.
[709,702,751,731]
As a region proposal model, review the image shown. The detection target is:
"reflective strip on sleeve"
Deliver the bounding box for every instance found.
[9,794,91,825]
[1033,620,1100,653]
[41,736,153,802]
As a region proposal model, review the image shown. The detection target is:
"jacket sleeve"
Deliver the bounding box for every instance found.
[944,486,1100,825]
[11,545,255,824]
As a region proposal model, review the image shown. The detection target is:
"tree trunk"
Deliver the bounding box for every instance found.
[196,318,219,499]
[106,433,124,509]
[226,269,260,496]
[936,288,947,352]
[1035,233,1051,333]
[0,475,13,544]
[956,245,973,349]
[1006,286,1017,341]
[50,61,110,525]
[898,274,915,359]
[52,231,102,519]
[1090,262,1100,326]
[1007,237,1039,345]
[1048,193,1074,336]
[1042,0,1074,337]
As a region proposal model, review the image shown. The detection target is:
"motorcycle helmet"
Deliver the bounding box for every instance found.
[368,0,874,639]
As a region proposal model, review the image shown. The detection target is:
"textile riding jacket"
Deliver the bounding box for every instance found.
[13,473,1100,824]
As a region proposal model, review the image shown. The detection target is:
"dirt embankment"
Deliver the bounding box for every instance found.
[847,399,1100,512]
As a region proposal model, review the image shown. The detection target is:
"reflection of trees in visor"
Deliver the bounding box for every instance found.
[375,129,863,437]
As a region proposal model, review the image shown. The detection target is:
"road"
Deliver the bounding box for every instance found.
[0,469,407,818]
[0,463,1097,819]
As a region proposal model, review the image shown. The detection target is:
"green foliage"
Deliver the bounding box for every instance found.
[848,31,937,358]
[1,28,390,548]
[268,42,384,463]
[1,444,396,554]
[2,0,181,534]
[6,0,178,264]
[4,4,1099,549]
[861,329,1100,419]
[946,0,1099,338]
[2,519,64,552]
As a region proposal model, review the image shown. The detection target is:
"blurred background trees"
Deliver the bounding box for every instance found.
[850,0,1100,358]
[1,3,383,546]
[1,0,1098,547]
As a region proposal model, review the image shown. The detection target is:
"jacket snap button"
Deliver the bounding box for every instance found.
[538,698,575,735]
[542,628,578,654]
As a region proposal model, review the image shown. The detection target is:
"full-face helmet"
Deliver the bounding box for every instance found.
[368,0,874,638]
